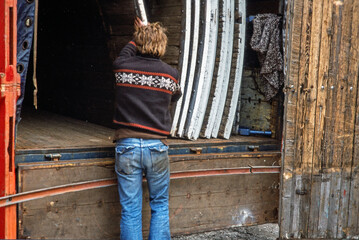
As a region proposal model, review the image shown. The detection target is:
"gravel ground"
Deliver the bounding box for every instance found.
[172,223,279,240]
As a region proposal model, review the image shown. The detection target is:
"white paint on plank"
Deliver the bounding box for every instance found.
[337,171,351,239]
[204,0,234,138]
[222,0,246,139]
[184,0,212,138]
[327,172,341,238]
[190,0,219,140]
[170,0,191,136]
[318,173,330,238]
[291,174,302,238]
[136,0,148,25]
[177,0,200,137]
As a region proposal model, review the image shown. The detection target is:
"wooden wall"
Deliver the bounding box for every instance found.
[280,0,359,238]
[239,69,284,139]
[239,0,283,140]
[17,152,280,238]
[33,0,181,128]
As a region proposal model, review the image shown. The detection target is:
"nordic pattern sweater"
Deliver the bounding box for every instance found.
[113,41,182,136]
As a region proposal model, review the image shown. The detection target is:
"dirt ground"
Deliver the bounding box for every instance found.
[172,223,279,240]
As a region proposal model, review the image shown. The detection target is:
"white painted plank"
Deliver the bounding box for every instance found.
[318,173,330,238]
[177,0,200,138]
[204,0,234,138]
[221,0,246,139]
[189,0,219,140]
[134,0,148,25]
[170,0,191,136]
[211,0,235,138]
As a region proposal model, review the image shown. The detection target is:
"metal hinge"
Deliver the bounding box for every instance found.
[0,73,5,97]
[248,145,260,152]
[190,147,203,154]
[45,154,62,161]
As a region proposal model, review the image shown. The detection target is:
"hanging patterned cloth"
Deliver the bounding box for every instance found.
[250,13,283,100]
[16,0,36,124]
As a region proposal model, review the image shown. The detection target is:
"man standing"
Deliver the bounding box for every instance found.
[113,17,181,240]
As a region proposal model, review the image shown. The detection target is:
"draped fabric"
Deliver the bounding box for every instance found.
[250,14,284,100]
[16,0,35,124]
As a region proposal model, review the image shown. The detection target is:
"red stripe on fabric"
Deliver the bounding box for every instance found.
[129,41,136,47]
[117,83,173,94]
[113,120,170,135]
[114,69,178,83]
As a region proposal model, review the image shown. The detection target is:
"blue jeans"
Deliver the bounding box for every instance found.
[115,138,171,240]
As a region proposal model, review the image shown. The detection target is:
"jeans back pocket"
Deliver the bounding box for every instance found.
[115,146,135,175]
[149,144,169,174]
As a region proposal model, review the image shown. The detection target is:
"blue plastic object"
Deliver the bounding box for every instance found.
[238,127,272,137]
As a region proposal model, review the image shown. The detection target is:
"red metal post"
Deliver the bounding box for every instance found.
[0,0,19,238]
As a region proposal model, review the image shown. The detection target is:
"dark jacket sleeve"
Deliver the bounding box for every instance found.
[171,69,182,102]
[113,41,137,69]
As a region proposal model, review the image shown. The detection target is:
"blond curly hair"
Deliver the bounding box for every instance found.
[133,22,168,57]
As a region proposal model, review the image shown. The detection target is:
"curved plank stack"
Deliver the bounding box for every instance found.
[171,0,246,140]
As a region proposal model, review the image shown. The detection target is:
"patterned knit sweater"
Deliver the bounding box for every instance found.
[113,41,181,135]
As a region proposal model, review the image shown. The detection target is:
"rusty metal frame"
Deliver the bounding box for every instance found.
[0,0,19,238]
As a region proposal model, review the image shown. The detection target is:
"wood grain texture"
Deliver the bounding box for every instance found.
[18,154,280,239]
[308,0,331,237]
[280,0,359,238]
[279,0,305,237]
[347,0,359,237]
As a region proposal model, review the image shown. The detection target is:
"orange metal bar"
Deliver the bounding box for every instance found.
[0,0,19,238]
[0,166,281,208]
[0,178,118,207]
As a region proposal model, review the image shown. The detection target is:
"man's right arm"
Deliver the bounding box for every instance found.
[113,41,137,68]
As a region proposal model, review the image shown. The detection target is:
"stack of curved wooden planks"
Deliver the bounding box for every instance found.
[171,0,246,140]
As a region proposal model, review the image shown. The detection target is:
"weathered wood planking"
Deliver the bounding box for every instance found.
[237,69,274,133]
[18,153,280,239]
[16,110,114,150]
[308,0,331,238]
[329,1,355,238]
[347,0,359,236]
[279,0,305,237]
[280,0,359,238]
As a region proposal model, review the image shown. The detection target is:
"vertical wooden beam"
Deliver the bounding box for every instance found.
[347,0,359,237]
[323,1,351,238]
[335,0,356,238]
[0,0,18,238]
[279,0,304,238]
[282,0,311,237]
[308,0,332,237]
